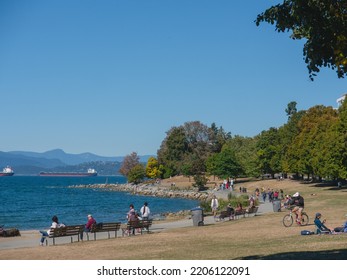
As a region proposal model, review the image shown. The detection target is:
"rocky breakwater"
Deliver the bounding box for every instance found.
[71,183,211,201]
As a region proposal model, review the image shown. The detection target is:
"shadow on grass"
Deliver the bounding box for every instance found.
[302,182,347,192]
[238,248,347,260]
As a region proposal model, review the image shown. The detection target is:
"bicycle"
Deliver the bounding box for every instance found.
[282,207,309,227]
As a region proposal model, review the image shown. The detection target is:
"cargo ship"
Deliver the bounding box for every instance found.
[39,168,97,177]
[0,166,14,176]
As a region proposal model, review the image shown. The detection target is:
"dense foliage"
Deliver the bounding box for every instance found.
[256,0,347,80]
[146,99,347,185]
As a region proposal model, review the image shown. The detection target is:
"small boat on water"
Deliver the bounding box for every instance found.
[39,168,98,177]
[0,166,14,176]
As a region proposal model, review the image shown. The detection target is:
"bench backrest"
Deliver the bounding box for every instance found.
[49,225,83,238]
[127,220,152,228]
[91,222,121,232]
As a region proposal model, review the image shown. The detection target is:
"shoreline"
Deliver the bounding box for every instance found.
[70,183,213,201]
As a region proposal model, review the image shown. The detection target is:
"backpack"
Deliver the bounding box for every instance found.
[301,230,314,235]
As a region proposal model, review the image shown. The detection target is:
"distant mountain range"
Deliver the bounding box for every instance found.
[0,149,153,175]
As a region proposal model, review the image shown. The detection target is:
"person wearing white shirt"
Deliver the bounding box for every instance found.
[140,202,150,220]
[211,195,219,219]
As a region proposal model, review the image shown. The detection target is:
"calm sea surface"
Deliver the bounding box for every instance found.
[0,176,198,230]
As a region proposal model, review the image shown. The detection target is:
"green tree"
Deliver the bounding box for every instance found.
[285,101,298,120]
[209,122,232,153]
[256,0,347,80]
[157,126,188,177]
[278,108,306,176]
[335,98,347,178]
[256,127,281,177]
[223,135,259,177]
[206,147,242,179]
[128,164,146,184]
[157,121,223,177]
[192,174,209,191]
[287,105,339,179]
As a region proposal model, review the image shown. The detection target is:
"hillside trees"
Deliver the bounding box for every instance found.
[156,99,347,183]
[256,0,347,80]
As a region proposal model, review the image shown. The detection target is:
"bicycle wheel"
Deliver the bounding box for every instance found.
[301,213,309,226]
[282,214,293,227]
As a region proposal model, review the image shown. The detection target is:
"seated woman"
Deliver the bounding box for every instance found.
[314,213,332,234]
[235,202,243,212]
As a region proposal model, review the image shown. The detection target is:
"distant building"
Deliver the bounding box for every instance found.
[337,94,347,107]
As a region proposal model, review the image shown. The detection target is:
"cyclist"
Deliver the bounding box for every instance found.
[289,192,304,225]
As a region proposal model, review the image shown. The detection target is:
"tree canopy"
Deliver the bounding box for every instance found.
[256,0,347,80]
[155,99,347,183]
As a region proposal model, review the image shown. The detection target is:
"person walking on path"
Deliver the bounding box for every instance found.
[211,195,219,219]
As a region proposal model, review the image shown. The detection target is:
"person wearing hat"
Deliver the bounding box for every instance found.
[80,214,96,241]
[314,213,331,234]
[289,192,304,224]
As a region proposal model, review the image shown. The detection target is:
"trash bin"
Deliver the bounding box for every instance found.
[272,199,281,212]
[191,207,204,226]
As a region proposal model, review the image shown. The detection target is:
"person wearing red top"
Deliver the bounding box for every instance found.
[80,214,96,240]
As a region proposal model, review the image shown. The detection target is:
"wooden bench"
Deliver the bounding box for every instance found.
[234,209,246,219]
[122,219,153,236]
[87,222,121,241]
[218,211,234,221]
[47,225,84,245]
[245,206,259,217]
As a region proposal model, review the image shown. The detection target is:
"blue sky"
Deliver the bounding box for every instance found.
[1,0,346,157]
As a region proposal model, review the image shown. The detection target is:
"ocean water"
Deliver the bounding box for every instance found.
[0,176,198,230]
